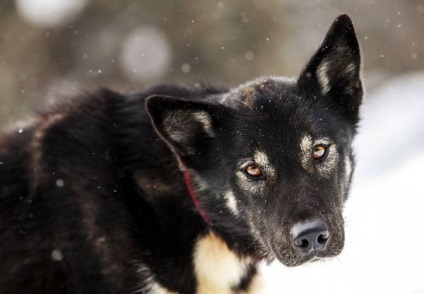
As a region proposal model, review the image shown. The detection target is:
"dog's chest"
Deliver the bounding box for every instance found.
[192,232,254,294]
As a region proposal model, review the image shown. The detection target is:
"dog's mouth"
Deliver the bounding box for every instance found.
[272,249,327,267]
[298,252,331,264]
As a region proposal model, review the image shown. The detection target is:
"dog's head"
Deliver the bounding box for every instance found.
[146,15,362,267]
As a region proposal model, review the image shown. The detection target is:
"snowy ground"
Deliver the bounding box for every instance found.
[263,72,424,293]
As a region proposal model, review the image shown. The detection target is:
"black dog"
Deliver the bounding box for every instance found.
[0,15,362,293]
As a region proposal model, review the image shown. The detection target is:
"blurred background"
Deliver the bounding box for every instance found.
[1,0,423,124]
[1,0,423,293]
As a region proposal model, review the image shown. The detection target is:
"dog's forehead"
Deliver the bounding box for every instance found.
[223,77,343,159]
[226,78,304,134]
[224,76,298,109]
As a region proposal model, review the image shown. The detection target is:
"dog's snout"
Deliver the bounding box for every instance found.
[291,219,330,255]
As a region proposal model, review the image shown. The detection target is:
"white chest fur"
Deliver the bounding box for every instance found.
[193,232,262,294]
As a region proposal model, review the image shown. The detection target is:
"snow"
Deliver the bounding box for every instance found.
[119,27,172,82]
[55,179,65,188]
[51,249,63,261]
[263,72,424,293]
[181,63,192,74]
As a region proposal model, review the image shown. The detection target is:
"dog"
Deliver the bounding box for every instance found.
[0,14,362,293]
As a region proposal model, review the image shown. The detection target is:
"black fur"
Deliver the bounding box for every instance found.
[0,15,362,293]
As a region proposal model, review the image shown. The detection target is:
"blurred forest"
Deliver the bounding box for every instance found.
[0,0,423,126]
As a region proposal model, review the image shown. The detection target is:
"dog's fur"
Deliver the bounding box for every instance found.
[0,15,362,293]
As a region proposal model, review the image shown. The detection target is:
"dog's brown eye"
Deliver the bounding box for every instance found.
[245,164,262,177]
[312,145,327,160]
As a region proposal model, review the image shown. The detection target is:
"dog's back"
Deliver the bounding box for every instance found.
[0,90,136,293]
[0,86,222,293]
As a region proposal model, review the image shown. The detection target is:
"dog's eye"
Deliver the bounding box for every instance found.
[312,145,328,160]
[244,164,262,177]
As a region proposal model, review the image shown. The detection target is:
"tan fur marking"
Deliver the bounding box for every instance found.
[300,134,314,173]
[241,87,255,108]
[245,273,264,294]
[194,233,249,294]
[223,190,238,215]
[253,150,276,180]
[253,150,269,167]
[300,134,313,153]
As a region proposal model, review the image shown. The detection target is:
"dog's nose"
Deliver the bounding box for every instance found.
[290,219,330,255]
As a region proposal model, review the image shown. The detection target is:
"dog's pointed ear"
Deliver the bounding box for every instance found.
[298,14,363,121]
[146,96,222,160]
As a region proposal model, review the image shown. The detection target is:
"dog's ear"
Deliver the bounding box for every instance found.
[146,96,222,161]
[298,14,363,121]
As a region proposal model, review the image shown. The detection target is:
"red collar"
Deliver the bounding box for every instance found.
[182,170,211,225]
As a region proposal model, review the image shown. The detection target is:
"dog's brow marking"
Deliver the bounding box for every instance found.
[300,134,313,172]
[193,233,249,293]
[254,150,276,180]
[254,150,269,167]
[300,134,313,152]
[224,190,238,215]
[314,137,331,147]
[317,61,331,95]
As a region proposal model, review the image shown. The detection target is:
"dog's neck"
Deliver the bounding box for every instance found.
[182,170,211,225]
